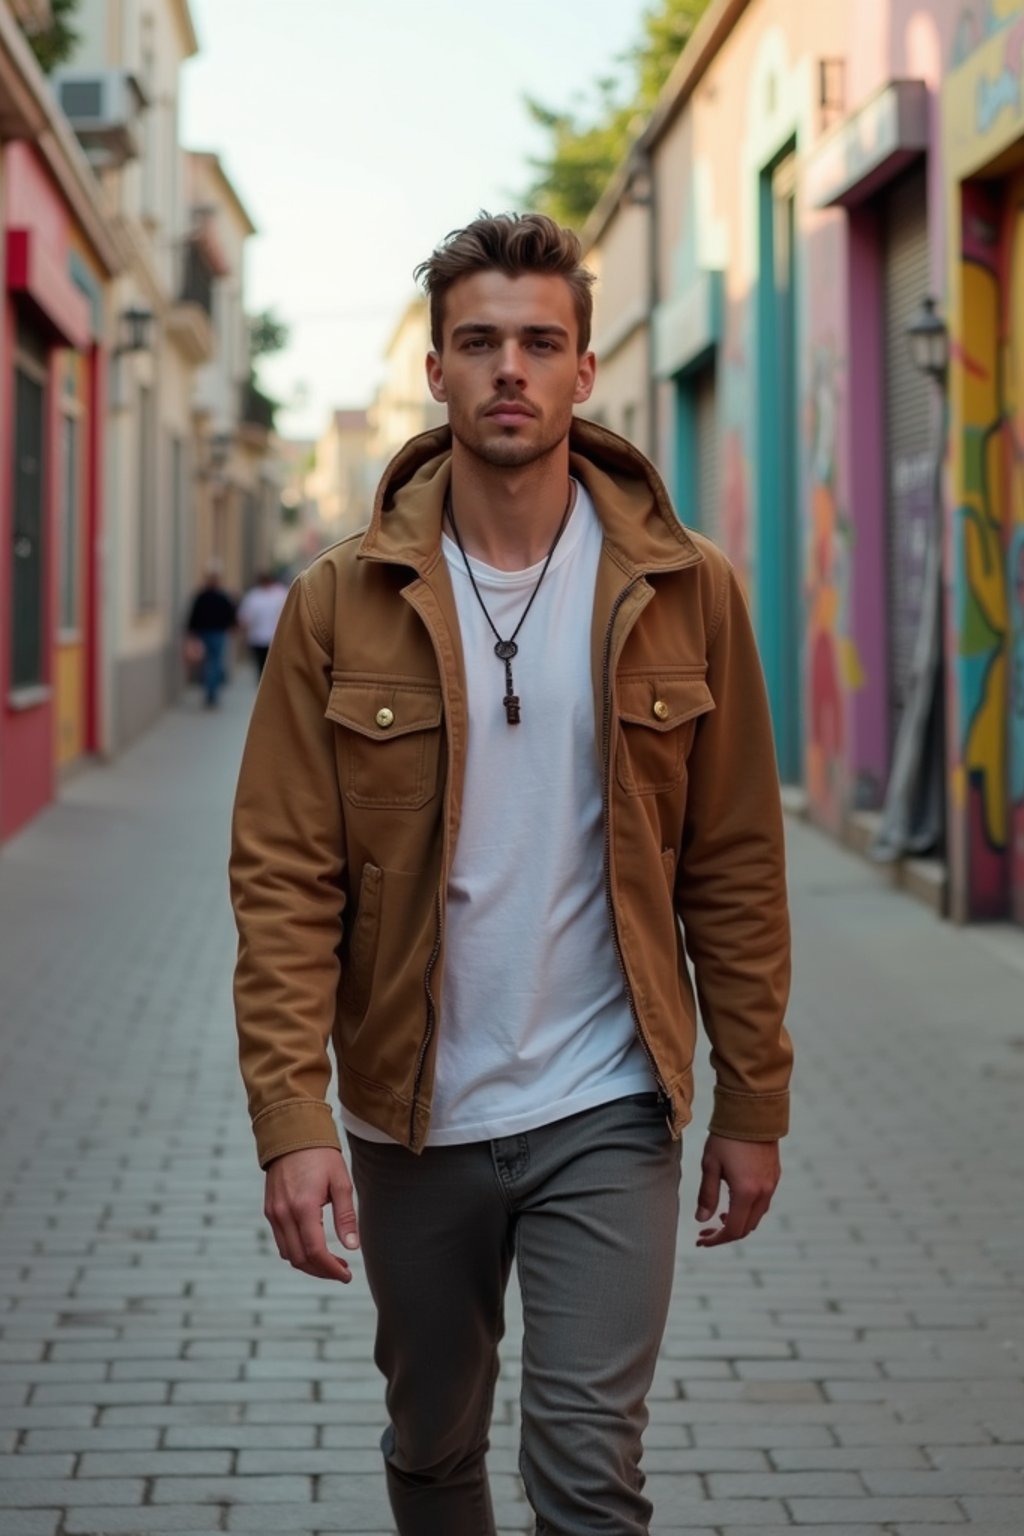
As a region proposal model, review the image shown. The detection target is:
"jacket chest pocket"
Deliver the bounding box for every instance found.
[615,671,715,796]
[325,677,444,810]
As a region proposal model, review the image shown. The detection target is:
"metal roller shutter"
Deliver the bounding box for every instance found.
[881,165,932,744]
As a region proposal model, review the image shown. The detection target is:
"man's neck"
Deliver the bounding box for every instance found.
[447,439,574,571]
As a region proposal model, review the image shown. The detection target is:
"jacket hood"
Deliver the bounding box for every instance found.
[357,417,702,575]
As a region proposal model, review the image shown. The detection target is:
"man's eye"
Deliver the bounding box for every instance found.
[530,339,556,351]
[464,337,492,350]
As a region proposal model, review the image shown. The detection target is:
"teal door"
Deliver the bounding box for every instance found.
[757,148,802,783]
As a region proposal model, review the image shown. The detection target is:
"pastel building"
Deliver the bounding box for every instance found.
[0,5,121,841]
[584,0,1024,925]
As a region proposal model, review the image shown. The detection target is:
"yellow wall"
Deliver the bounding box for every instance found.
[55,642,86,768]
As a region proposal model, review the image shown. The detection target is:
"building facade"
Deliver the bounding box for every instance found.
[584,0,1023,926]
[368,294,446,475]
[0,4,122,841]
[54,0,211,751]
[304,408,373,547]
[189,149,277,604]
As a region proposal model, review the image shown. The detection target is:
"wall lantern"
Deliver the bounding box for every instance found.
[117,304,155,355]
[906,296,949,384]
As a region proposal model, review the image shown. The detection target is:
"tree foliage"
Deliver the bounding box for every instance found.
[523,0,713,228]
[248,309,290,361]
[22,0,81,75]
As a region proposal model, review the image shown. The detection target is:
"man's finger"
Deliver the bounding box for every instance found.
[296,1207,352,1283]
[330,1167,360,1252]
[695,1158,721,1223]
[697,1190,754,1248]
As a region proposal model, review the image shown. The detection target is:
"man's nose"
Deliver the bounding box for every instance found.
[493,343,527,388]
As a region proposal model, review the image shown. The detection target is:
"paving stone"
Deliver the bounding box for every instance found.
[79,1450,234,1477]
[63,1510,227,1534]
[20,1427,160,1453]
[0,1455,74,1479]
[707,1470,865,1497]
[0,1477,145,1506]
[151,1474,312,1502]
[164,1424,317,1450]
[785,1495,966,1522]
[0,1513,61,1536]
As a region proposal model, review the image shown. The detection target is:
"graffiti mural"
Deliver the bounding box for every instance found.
[952,180,1014,913]
[952,0,1024,69]
[804,338,863,823]
[1006,193,1024,917]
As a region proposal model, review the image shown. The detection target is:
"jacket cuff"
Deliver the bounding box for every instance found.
[709,1086,790,1141]
[252,1099,342,1169]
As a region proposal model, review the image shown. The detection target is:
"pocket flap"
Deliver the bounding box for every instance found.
[617,673,715,732]
[325,679,443,741]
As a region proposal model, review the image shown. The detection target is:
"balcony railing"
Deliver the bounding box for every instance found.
[179,235,214,318]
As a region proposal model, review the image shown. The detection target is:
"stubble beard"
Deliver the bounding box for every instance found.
[448,399,574,471]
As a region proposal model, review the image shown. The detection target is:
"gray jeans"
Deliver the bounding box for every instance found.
[348,1092,682,1536]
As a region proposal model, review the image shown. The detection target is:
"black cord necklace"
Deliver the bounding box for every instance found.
[445,481,575,725]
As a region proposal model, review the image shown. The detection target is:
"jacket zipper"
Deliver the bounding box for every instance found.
[409,885,443,1150]
[601,577,672,1116]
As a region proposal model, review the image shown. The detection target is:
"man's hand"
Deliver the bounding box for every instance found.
[694,1134,780,1248]
[264,1146,360,1283]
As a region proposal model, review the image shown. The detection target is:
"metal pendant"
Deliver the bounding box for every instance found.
[494,640,518,661]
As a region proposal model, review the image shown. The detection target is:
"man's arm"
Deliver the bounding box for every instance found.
[675,560,793,1245]
[230,572,358,1278]
[231,572,346,1168]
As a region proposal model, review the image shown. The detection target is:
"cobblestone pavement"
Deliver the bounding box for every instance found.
[0,681,1022,1536]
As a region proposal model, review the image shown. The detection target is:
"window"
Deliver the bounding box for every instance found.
[137,383,158,611]
[10,353,47,690]
[59,411,81,632]
[59,361,83,634]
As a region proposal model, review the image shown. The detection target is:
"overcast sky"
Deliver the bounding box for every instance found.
[181,0,649,438]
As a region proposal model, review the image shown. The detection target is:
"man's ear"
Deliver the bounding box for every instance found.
[573,349,597,406]
[425,350,447,404]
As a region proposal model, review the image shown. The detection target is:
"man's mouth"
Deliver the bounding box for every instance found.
[485,403,535,423]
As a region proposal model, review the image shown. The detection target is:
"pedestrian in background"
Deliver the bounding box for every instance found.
[237,570,288,680]
[230,212,792,1536]
[185,563,237,708]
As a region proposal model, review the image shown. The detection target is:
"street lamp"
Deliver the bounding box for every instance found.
[906,296,949,384]
[116,304,155,355]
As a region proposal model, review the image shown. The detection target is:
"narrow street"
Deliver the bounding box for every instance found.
[0,683,1022,1536]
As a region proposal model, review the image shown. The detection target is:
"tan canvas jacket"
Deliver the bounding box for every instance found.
[230,419,793,1167]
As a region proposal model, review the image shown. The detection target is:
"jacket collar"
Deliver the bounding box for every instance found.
[357,417,703,577]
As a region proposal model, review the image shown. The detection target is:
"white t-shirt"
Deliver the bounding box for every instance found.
[342,482,653,1146]
[238,583,288,646]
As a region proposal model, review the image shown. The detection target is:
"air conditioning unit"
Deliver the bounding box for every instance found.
[52,69,149,169]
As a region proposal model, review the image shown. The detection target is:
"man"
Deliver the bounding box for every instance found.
[230,212,792,1536]
[237,569,288,680]
[186,562,237,707]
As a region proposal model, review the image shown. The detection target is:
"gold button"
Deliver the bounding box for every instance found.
[653,699,670,721]
[375,707,395,729]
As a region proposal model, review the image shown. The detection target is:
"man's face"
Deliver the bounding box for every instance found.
[426,271,596,469]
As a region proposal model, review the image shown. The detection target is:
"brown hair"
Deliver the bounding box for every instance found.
[414,212,595,354]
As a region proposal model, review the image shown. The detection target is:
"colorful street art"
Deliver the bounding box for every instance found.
[805,339,864,824]
[1006,195,1024,917]
[950,177,1023,914]
[952,0,1024,69]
